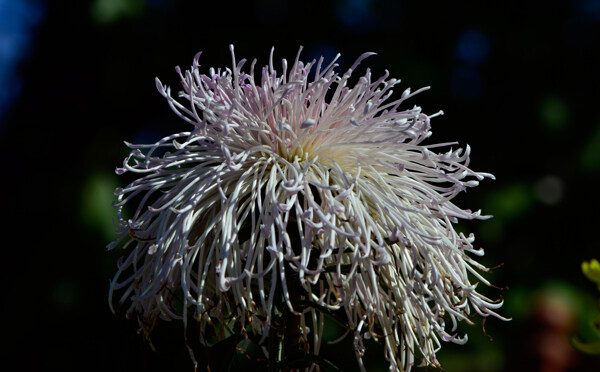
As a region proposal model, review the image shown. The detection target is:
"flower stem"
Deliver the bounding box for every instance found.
[281,260,305,371]
[268,311,281,372]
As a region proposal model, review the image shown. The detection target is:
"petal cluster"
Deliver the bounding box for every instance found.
[109,45,504,371]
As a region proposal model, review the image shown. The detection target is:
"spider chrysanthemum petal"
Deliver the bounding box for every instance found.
[109,45,505,372]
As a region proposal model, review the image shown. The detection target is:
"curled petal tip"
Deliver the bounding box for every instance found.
[154,77,165,93]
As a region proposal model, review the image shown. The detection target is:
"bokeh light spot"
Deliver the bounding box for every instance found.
[534,175,565,205]
[484,183,534,223]
[539,95,569,131]
[0,0,45,124]
[479,183,534,243]
[455,30,490,66]
[91,0,144,24]
[335,0,374,30]
[573,0,600,20]
[81,172,120,242]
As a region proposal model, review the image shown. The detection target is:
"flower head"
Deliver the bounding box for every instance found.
[109,45,505,371]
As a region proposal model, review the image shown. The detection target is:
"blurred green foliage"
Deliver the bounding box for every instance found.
[80,171,120,242]
[580,124,600,172]
[539,95,569,132]
[582,259,600,290]
[478,182,534,242]
[573,259,600,355]
[91,0,144,24]
[483,183,534,222]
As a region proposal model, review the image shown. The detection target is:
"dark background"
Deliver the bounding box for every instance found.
[1,0,600,371]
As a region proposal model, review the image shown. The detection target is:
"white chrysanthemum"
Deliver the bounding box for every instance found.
[109,45,505,371]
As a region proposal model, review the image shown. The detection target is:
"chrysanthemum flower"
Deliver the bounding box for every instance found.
[109,45,505,371]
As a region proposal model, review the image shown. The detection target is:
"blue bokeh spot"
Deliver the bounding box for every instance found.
[0,0,45,125]
[335,0,375,30]
[573,0,600,20]
[455,29,490,66]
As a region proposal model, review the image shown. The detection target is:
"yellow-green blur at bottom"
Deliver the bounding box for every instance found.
[572,259,600,355]
[582,259,600,289]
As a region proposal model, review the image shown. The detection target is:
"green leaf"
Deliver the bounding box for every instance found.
[207,333,241,372]
[572,336,600,354]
